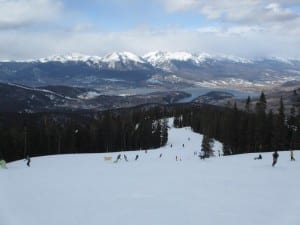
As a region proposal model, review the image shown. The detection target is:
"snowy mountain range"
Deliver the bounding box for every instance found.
[1,51,300,90]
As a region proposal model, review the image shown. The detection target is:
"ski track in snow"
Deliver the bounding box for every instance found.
[0,118,299,225]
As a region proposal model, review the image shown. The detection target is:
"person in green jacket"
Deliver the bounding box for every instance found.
[0,159,7,169]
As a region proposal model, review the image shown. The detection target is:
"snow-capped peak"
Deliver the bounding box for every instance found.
[143,51,252,64]
[101,52,147,69]
[102,52,145,64]
[267,56,299,65]
[143,51,197,62]
[143,51,214,71]
[214,54,253,64]
[38,53,102,63]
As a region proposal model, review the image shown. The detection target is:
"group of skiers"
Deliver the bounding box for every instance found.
[114,154,139,163]
[271,150,296,167]
[0,149,297,168]
[251,150,296,167]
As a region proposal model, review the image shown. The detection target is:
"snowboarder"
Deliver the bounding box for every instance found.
[135,154,139,160]
[26,155,31,167]
[170,144,172,148]
[290,150,295,161]
[124,154,128,162]
[159,153,163,158]
[254,154,262,160]
[272,151,279,167]
[182,144,184,148]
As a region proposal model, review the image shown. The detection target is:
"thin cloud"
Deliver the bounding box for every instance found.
[1,24,300,60]
[0,0,63,29]
[0,0,299,59]
[162,0,300,25]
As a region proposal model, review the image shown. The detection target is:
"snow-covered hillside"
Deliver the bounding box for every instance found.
[143,51,253,71]
[1,118,299,225]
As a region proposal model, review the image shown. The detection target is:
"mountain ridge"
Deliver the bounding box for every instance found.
[2,51,300,65]
[1,51,300,91]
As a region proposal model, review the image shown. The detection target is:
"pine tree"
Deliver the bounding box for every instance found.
[255,91,267,114]
[254,91,267,151]
[273,97,286,149]
[222,143,232,156]
[287,106,297,149]
[266,109,274,150]
[245,96,251,112]
[201,135,214,157]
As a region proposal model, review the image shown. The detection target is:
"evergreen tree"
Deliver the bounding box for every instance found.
[287,106,297,149]
[254,91,267,151]
[266,109,274,150]
[245,96,251,112]
[222,143,232,156]
[201,135,214,157]
[273,97,287,149]
[255,91,267,114]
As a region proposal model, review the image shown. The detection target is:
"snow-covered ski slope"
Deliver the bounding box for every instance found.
[1,118,299,225]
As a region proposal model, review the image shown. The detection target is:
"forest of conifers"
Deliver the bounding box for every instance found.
[1,92,300,162]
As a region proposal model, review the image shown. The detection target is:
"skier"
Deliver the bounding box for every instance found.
[124,154,128,162]
[26,155,31,167]
[182,144,184,148]
[272,151,279,167]
[290,150,295,161]
[170,144,172,148]
[254,154,262,160]
[114,154,121,163]
[0,159,7,169]
[135,154,139,160]
[159,153,162,158]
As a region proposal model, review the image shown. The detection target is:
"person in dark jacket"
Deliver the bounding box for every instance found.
[135,154,139,160]
[114,154,121,163]
[26,155,31,167]
[272,151,279,167]
[254,154,262,160]
[290,150,296,161]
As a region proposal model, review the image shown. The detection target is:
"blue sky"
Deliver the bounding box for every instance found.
[59,0,210,31]
[0,0,300,59]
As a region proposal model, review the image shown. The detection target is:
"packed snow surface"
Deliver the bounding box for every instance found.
[1,118,299,225]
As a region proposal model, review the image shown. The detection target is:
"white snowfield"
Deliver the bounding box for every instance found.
[1,118,299,225]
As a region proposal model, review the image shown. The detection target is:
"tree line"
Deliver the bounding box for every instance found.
[1,91,300,162]
[175,91,300,155]
[0,106,169,162]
